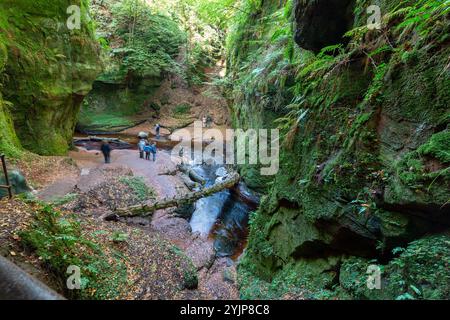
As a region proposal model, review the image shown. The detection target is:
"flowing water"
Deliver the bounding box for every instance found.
[189,165,254,259]
[74,131,257,260]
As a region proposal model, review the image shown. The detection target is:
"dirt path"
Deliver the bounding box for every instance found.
[68,148,186,198]
[62,146,239,299]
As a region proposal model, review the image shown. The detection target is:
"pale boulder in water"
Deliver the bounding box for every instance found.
[138,131,149,139]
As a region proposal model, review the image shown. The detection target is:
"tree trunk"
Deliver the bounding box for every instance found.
[105,173,240,220]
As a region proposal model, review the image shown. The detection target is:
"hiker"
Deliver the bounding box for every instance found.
[150,142,157,162]
[202,116,207,128]
[100,141,112,164]
[138,139,146,159]
[144,142,152,161]
[178,147,185,164]
[206,115,213,128]
[155,124,161,139]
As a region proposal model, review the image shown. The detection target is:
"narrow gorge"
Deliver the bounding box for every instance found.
[0,0,449,301]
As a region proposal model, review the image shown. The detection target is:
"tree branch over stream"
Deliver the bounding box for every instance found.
[105,172,240,220]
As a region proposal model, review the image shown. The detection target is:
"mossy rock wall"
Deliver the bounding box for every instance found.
[0,0,101,156]
[77,78,161,133]
[0,93,22,158]
[228,0,450,299]
[0,41,22,158]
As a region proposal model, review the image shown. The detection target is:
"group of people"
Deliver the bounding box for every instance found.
[138,139,157,162]
[98,124,161,164]
[99,138,158,165]
[202,115,213,128]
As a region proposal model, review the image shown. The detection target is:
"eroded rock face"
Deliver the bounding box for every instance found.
[0,0,101,155]
[228,0,450,299]
[294,0,355,53]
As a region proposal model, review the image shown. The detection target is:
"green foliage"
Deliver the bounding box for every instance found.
[394,133,450,194]
[188,0,238,31]
[51,193,79,206]
[395,0,450,38]
[183,268,199,290]
[418,131,450,163]
[119,176,155,201]
[225,0,296,131]
[0,40,22,157]
[20,203,128,299]
[340,235,450,300]
[96,0,234,85]
[148,0,235,85]
[102,0,186,79]
[173,103,192,116]
[111,231,129,243]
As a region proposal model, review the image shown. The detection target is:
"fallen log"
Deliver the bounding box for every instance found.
[105,172,240,219]
[73,136,123,142]
[73,136,132,150]
[158,168,178,176]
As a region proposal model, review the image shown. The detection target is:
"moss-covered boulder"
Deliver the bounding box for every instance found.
[0,170,31,199]
[0,0,101,155]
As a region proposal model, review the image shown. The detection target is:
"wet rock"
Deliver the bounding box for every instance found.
[215,167,228,178]
[215,176,227,184]
[225,258,234,267]
[138,131,149,139]
[191,232,201,240]
[232,182,260,208]
[214,230,240,258]
[173,203,196,220]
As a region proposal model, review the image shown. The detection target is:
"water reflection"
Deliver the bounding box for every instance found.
[189,165,252,259]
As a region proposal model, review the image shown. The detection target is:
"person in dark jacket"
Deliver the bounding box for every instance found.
[138,139,146,159]
[101,141,112,164]
[206,115,213,128]
[155,124,161,139]
[150,142,157,162]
